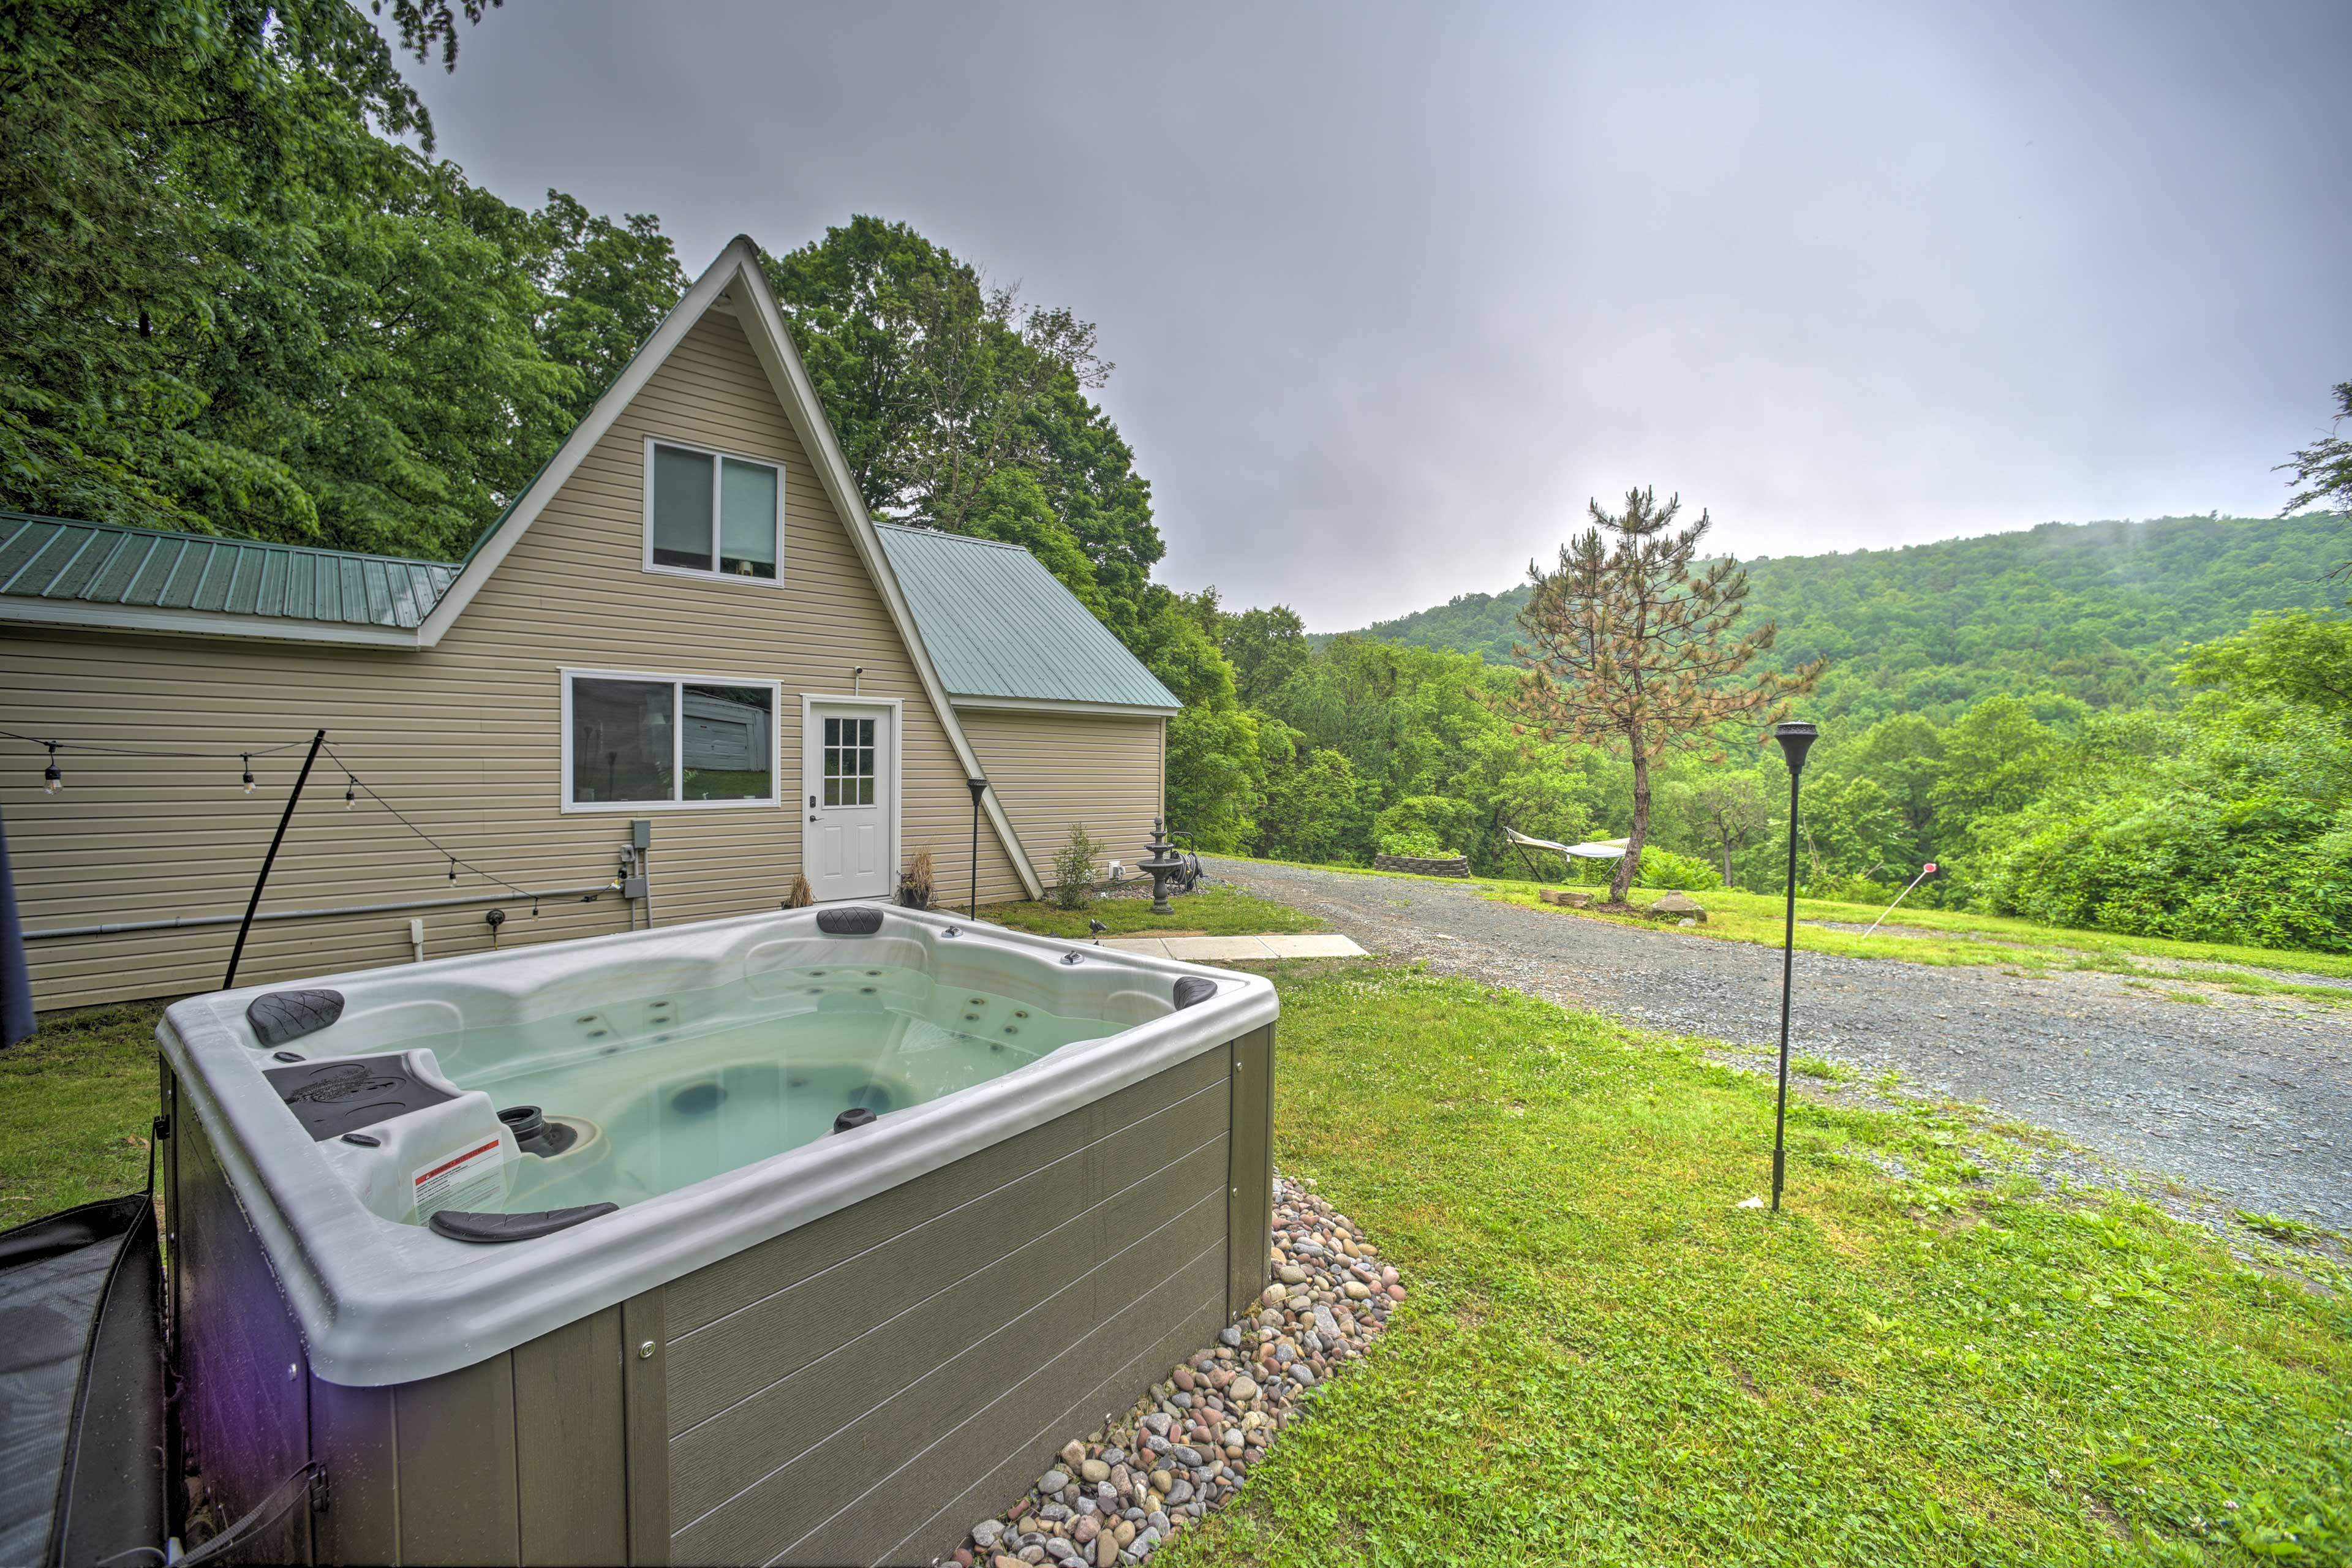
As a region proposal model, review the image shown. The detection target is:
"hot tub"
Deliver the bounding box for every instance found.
[156,905,1278,1566]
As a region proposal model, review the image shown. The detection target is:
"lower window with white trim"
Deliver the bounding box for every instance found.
[563,671,780,809]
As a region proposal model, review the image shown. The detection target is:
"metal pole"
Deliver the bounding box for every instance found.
[224,728,325,990]
[967,778,987,919]
[1862,861,1937,938]
[1772,767,1800,1212]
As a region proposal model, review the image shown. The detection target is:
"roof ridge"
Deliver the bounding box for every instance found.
[872,522,1036,554]
[0,509,454,570]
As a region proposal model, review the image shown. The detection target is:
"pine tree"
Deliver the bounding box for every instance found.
[2280,379,2352,581]
[1511,489,1822,905]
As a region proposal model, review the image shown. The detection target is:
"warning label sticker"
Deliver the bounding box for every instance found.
[411,1138,507,1220]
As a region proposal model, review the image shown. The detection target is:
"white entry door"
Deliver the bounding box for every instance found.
[802,699,897,900]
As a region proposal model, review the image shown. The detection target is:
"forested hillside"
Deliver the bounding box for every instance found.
[1232,509,2352,952]
[1223,584,2352,951]
[1351,514,2349,722]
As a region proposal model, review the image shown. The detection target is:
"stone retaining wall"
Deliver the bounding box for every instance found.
[1371,854,1471,878]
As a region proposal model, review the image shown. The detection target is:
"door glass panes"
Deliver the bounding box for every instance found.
[682,685,773,801]
[822,715,876,806]
[651,445,715,570]
[718,458,778,579]
[570,679,674,804]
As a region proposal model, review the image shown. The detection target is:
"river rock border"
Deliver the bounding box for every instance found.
[955,1174,1404,1567]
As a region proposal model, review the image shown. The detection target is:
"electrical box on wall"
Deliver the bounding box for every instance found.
[631,819,652,850]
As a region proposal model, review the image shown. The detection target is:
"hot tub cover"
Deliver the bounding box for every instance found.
[0,1191,165,1568]
[159,904,1277,1386]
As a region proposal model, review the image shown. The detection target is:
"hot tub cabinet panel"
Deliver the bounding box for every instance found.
[164,1010,1275,1565]
[165,1074,643,1567]
[1226,1017,1275,1320]
[666,1042,1243,1566]
[165,1067,317,1566]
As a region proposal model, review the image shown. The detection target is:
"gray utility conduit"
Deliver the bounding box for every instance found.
[32,820,657,944]
[23,883,620,942]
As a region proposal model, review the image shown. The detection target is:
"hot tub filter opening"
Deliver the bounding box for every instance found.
[497,1104,579,1158]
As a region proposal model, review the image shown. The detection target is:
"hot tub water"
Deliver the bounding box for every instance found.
[401,965,1112,1221]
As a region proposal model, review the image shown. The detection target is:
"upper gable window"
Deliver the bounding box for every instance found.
[645,438,780,583]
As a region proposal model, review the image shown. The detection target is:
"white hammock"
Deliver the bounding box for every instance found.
[1504,827,1629,860]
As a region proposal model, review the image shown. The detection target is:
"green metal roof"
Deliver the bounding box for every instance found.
[0,513,457,630]
[0,510,1180,712]
[875,524,1180,710]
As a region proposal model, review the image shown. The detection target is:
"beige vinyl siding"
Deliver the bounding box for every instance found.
[1,307,1026,1011]
[957,708,1166,880]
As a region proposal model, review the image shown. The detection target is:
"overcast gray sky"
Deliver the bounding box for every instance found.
[399,1,2351,630]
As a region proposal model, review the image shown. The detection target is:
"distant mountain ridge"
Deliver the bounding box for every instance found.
[1332,513,2350,723]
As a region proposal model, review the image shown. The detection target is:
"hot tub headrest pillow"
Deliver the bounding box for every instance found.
[429,1204,617,1243]
[1173,976,1218,1010]
[247,989,345,1047]
[815,907,886,936]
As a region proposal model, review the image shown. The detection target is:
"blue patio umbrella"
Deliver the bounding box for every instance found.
[0,806,31,1047]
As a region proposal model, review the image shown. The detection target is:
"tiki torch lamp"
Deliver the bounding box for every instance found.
[1770,720,1818,1213]
[966,776,989,919]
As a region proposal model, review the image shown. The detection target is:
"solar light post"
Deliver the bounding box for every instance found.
[966,777,989,918]
[1770,720,1818,1213]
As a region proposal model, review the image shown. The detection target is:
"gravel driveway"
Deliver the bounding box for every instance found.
[1209,858,2352,1234]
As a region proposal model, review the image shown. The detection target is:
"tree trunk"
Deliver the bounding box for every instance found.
[1721,836,1733,886]
[1611,731,1649,904]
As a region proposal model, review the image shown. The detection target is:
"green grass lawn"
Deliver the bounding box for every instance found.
[1474,881,2352,1003]
[978,883,1326,940]
[9,967,2346,1563]
[1215,851,2352,988]
[1165,962,2348,1567]
[0,1002,161,1220]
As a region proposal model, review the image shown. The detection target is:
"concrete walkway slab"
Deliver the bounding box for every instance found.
[1255,933,1367,958]
[1100,937,1170,957]
[1159,935,1282,961]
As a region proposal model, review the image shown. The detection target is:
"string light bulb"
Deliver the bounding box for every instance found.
[344,775,357,810]
[42,742,61,794]
[448,857,458,883]
[241,755,255,794]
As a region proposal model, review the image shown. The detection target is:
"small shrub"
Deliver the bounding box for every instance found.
[1052,824,1104,910]
[1374,796,1479,859]
[900,849,933,909]
[1805,872,1899,904]
[1632,846,1722,891]
[1378,828,1455,859]
[2234,1209,2320,1242]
